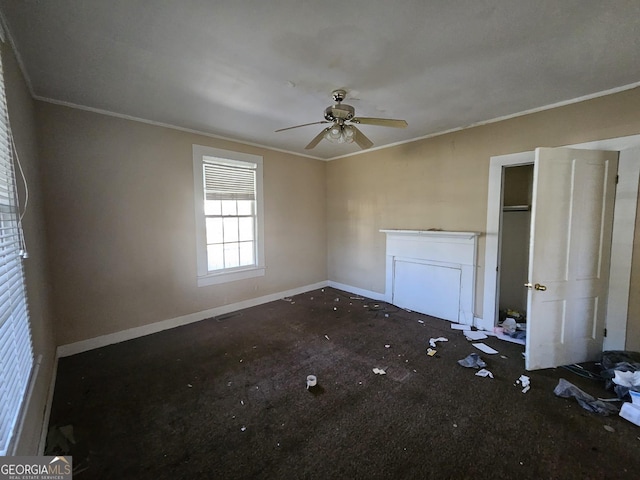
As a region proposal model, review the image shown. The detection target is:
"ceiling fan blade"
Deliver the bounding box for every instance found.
[275,121,330,133]
[351,117,408,128]
[351,126,374,150]
[305,127,331,149]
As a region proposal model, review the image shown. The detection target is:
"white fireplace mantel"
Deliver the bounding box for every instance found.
[380,229,480,240]
[381,230,481,325]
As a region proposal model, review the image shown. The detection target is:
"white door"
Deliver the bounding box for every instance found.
[525,148,618,370]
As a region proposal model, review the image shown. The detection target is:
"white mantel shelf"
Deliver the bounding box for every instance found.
[380,229,481,240]
[381,229,480,326]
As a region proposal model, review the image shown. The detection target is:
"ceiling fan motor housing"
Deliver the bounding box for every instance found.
[324,103,355,122]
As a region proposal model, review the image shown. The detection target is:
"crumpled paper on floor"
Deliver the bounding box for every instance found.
[429,337,448,348]
[475,368,494,379]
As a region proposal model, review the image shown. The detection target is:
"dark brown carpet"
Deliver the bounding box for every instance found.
[46,287,640,479]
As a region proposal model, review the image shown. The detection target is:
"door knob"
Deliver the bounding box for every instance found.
[524,283,547,291]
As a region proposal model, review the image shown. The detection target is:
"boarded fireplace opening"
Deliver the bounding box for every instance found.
[381,230,480,325]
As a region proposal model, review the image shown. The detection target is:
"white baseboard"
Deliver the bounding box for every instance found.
[57,281,329,357]
[327,281,385,301]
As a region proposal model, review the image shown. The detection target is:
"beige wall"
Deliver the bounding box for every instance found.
[35,103,326,345]
[327,87,640,348]
[3,41,56,453]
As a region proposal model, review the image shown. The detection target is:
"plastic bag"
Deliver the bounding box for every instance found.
[553,378,619,416]
[457,353,487,369]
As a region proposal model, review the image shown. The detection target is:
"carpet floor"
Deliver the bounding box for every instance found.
[46,287,640,479]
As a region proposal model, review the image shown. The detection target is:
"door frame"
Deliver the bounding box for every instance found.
[481,134,640,351]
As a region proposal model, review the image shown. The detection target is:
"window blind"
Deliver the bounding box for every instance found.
[203,162,256,201]
[0,52,34,456]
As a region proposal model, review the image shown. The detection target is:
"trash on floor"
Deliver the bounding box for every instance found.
[464,330,488,341]
[472,343,499,355]
[553,378,619,415]
[282,297,293,302]
[492,314,528,342]
[501,318,517,334]
[604,425,616,433]
[426,348,437,357]
[457,353,486,369]
[241,426,247,432]
[485,329,526,345]
[306,375,317,388]
[429,337,448,348]
[596,397,622,403]
[601,350,640,399]
[385,344,391,348]
[475,368,494,379]
[620,402,640,426]
[516,375,531,393]
[372,367,387,375]
[613,370,640,389]
[418,320,425,324]
[324,334,330,340]
[511,331,527,340]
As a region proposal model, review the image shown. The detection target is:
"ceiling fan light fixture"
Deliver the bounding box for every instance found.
[324,124,355,144]
[343,125,355,141]
[328,125,342,138]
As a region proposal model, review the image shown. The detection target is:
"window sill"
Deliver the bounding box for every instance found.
[197,266,265,287]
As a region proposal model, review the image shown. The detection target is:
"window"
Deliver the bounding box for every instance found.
[0,53,34,455]
[193,145,264,286]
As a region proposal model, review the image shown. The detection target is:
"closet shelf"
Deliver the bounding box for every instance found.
[503,205,530,212]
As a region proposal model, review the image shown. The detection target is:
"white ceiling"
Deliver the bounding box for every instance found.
[2,0,640,160]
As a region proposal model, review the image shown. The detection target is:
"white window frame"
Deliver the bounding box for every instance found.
[0,49,34,455]
[193,145,265,287]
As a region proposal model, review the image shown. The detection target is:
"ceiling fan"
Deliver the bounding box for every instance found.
[275,89,408,150]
